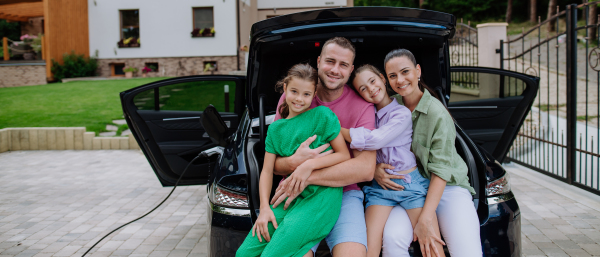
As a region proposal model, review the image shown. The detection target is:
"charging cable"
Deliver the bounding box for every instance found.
[81,152,208,257]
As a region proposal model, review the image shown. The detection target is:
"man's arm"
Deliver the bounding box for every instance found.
[272,135,332,176]
[271,149,376,209]
[306,149,376,187]
[273,156,296,176]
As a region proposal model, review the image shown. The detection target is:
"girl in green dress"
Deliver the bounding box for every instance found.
[236,63,351,257]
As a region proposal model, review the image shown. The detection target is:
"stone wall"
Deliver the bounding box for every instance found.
[0,64,47,87]
[0,128,140,153]
[96,55,245,78]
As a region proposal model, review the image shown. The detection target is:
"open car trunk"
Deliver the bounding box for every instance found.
[250,32,451,117]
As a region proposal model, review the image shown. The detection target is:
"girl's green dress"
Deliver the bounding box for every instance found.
[236,106,343,257]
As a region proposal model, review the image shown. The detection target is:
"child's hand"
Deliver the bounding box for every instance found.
[286,162,313,196]
[252,207,278,243]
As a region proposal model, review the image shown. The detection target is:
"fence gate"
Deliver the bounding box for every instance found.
[449,20,478,67]
[503,2,600,195]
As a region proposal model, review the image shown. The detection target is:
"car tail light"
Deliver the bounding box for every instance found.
[210,183,249,208]
[486,173,511,196]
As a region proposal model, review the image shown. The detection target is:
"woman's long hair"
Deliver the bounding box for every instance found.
[275,63,318,119]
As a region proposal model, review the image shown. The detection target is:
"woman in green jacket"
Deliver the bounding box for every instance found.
[377,49,482,257]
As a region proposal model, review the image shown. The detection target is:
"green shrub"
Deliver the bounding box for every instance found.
[51,51,98,81]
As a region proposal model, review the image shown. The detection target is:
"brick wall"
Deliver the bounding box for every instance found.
[96,55,243,77]
[21,17,44,37]
[0,65,47,87]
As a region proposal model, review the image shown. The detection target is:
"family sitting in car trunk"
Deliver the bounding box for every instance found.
[235,37,481,257]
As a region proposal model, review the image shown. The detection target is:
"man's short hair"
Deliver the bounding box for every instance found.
[321,37,356,60]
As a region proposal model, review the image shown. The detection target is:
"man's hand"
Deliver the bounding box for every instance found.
[288,135,332,169]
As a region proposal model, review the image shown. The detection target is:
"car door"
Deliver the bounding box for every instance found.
[448,67,539,162]
[120,75,245,186]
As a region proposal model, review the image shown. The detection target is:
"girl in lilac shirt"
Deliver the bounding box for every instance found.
[340,64,445,257]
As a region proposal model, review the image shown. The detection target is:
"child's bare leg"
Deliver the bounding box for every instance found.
[302,250,313,257]
[405,208,445,257]
[365,205,394,257]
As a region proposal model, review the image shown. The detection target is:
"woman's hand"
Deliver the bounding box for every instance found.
[285,161,313,195]
[252,207,278,243]
[374,163,405,191]
[413,214,446,257]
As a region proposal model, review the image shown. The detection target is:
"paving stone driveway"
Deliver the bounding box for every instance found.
[0,151,208,257]
[506,164,600,257]
[1,150,600,257]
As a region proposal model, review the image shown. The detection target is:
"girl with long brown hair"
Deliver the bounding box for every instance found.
[236,63,350,257]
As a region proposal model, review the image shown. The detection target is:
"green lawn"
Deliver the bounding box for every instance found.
[0,78,167,135]
[0,77,237,135]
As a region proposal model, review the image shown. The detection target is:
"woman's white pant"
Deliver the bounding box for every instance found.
[381,186,482,257]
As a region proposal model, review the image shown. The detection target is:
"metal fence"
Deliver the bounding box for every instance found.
[449,20,478,67]
[503,2,600,196]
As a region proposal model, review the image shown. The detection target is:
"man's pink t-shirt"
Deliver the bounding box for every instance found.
[274,84,376,192]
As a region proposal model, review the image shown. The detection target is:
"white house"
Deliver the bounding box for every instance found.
[88,0,352,77]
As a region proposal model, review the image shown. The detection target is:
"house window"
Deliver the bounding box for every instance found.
[120,10,139,39]
[203,61,217,73]
[111,63,125,77]
[145,62,159,72]
[193,7,214,31]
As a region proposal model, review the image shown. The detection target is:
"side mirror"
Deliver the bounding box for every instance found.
[201,105,229,147]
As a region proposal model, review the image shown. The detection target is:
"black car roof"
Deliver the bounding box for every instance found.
[250,7,456,39]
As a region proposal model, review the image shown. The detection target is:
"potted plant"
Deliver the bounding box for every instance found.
[118,37,141,48]
[191,27,215,37]
[30,34,43,60]
[141,66,152,78]
[123,66,138,78]
[19,34,37,60]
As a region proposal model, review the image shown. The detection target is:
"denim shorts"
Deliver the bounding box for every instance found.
[363,168,430,210]
[310,190,368,254]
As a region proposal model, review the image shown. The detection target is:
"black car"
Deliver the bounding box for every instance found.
[120,7,538,257]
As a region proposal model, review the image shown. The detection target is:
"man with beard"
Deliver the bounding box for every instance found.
[270,37,377,257]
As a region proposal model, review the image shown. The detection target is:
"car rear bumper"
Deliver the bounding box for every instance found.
[207,201,252,257]
[481,194,521,257]
[206,195,521,257]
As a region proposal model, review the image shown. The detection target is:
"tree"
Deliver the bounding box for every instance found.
[530,0,537,23]
[506,0,513,23]
[589,1,598,42]
[0,19,21,41]
[547,0,558,32]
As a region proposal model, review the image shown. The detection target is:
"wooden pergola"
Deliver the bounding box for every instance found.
[1,0,89,81]
[0,0,43,22]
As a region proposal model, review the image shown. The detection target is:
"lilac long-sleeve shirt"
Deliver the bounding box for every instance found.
[349,98,417,177]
